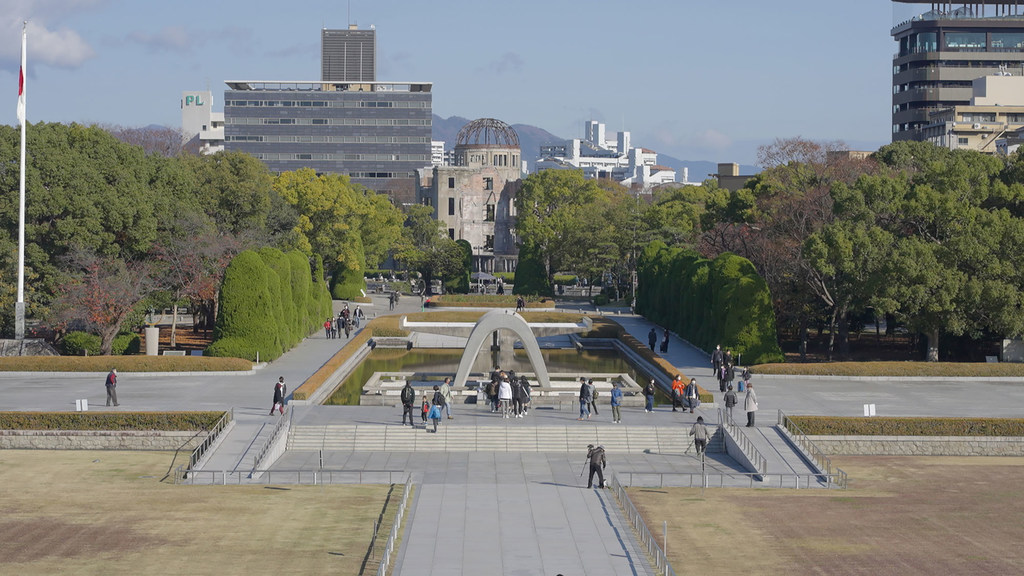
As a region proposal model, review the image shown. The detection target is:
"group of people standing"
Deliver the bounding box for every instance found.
[485,368,532,418]
[669,375,701,413]
[577,377,625,423]
[647,327,670,353]
[400,377,455,432]
[324,304,363,340]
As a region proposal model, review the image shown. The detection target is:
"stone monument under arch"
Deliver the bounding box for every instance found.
[452,309,549,389]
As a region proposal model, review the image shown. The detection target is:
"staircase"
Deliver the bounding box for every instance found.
[287,424,724,453]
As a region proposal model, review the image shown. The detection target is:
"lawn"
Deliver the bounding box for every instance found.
[629,456,1024,575]
[0,450,397,575]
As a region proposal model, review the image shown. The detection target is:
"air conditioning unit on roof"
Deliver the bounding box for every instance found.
[973,123,982,129]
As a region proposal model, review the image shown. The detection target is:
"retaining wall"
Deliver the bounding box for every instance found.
[807,435,1024,457]
[0,430,208,451]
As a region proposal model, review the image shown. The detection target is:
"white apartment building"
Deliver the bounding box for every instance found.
[536,120,676,190]
[181,90,224,154]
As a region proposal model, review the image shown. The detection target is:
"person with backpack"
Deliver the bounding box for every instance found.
[724,383,738,424]
[400,381,416,426]
[431,384,446,427]
[643,379,656,413]
[585,444,607,489]
[610,382,623,424]
[518,375,532,416]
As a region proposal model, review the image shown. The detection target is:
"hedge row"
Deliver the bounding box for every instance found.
[60,331,140,356]
[0,411,227,431]
[636,242,783,365]
[207,249,332,362]
[790,416,1024,437]
[426,294,555,308]
[0,356,253,372]
[752,361,1024,377]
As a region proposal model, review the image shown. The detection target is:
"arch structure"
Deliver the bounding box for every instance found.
[453,309,549,390]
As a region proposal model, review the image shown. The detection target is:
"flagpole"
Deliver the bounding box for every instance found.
[15,21,26,341]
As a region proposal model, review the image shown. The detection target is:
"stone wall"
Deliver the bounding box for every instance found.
[807,435,1024,457]
[0,430,208,451]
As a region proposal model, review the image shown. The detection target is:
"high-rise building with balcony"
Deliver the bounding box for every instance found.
[892,1,1024,141]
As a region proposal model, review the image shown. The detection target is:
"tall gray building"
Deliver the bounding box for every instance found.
[892,1,1024,141]
[223,80,432,197]
[322,26,376,82]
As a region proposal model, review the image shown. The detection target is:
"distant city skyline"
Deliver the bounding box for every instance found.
[1,0,924,165]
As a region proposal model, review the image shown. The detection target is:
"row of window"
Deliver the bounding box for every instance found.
[227,117,431,126]
[226,135,430,144]
[255,153,428,162]
[900,31,1024,54]
[226,99,429,109]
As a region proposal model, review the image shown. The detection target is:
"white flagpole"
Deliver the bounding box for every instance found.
[15,21,26,340]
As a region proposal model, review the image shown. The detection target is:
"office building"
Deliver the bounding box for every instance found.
[181,90,224,155]
[322,26,376,82]
[922,74,1024,152]
[223,80,432,197]
[536,120,676,190]
[417,118,521,273]
[892,1,1024,141]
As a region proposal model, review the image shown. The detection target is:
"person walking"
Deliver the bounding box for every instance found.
[421,394,430,425]
[643,379,656,413]
[401,380,416,426]
[660,328,670,353]
[324,317,333,339]
[428,400,443,433]
[577,377,591,421]
[440,377,455,420]
[684,378,700,413]
[670,375,685,412]
[744,382,759,427]
[586,379,599,416]
[388,291,396,311]
[690,416,709,455]
[498,375,513,418]
[711,344,724,377]
[104,369,119,407]
[269,376,286,415]
[648,328,657,351]
[585,444,606,489]
[518,375,531,416]
[516,295,525,312]
[610,382,623,424]
[724,383,738,424]
[343,317,351,339]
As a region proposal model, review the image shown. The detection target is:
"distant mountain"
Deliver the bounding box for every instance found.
[432,115,759,181]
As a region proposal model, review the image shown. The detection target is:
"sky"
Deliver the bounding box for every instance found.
[0,0,926,165]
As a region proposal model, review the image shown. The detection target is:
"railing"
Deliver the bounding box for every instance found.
[190,409,233,469]
[718,408,767,475]
[609,473,676,576]
[375,473,415,576]
[176,468,409,486]
[250,409,293,479]
[616,471,844,490]
[777,410,848,490]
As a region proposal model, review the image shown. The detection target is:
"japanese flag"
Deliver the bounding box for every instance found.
[16,65,24,124]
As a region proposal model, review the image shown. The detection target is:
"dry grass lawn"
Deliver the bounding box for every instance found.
[630,456,1024,575]
[0,451,395,575]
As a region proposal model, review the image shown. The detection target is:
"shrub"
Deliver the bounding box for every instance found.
[790,416,1024,437]
[592,294,609,306]
[61,331,101,356]
[553,274,577,285]
[513,242,552,297]
[426,294,555,308]
[752,361,1024,377]
[0,356,252,372]
[111,333,141,356]
[208,251,283,361]
[0,411,227,430]
[444,239,472,294]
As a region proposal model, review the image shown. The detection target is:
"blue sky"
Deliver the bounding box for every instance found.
[1,0,920,164]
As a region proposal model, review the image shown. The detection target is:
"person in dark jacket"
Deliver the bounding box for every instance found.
[724,383,738,424]
[578,377,592,420]
[643,379,656,413]
[684,378,699,413]
[711,344,724,376]
[400,381,416,426]
[269,376,286,415]
[586,444,606,489]
[648,328,657,351]
[586,378,599,416]
[660,328,670,353]
[105,369,119,407]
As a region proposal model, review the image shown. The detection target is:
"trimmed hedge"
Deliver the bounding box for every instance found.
[0,411,227,431]
[0,356,252,372]
[112,333,141,356]
[61,331,102,356]
[752,361,1024,377]
[790,416,1024,437]
[513,241,552,296]
[426,294,555,308]
[444,239,472,295]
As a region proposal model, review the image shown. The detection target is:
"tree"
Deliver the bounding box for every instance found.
[48,249,154,355]
[394,205,464,293]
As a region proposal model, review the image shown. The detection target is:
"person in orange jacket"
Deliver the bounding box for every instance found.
[671,374,685,412]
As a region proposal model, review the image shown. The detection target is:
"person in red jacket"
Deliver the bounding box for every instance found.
[670,375,685,412]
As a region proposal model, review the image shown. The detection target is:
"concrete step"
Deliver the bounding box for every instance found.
[287,424,726,453]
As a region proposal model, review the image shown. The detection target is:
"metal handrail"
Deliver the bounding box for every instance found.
[250,408,293,477]
[777,410,848,489]
[176,468,410,486]
[718,408,767,475]
[609,473,676,576]
[616,471,846,490]
[190,409,233,469]
[376,473,415,576]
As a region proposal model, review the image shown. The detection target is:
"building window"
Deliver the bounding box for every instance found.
[958,137,969,145]
[484,177,493,191]
[448,177,455,188]
[485,235,494,250]
[485,204,495,222]
[448,197,455,216]
[448,228,455,240]
[945,32,986,49]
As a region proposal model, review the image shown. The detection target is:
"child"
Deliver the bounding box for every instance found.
[421,394,430,425]
[428,401,442,433]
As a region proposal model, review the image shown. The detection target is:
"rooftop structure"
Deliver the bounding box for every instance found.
[892,1,1024,141]
[321,26,376,82]
[181,90,224,155]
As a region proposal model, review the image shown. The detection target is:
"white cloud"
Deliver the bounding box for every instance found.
[0,1,100,67]
[691,128,732,151]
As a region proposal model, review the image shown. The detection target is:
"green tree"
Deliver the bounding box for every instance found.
[394,205,464,293]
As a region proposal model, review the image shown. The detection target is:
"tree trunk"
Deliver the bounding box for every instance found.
[826,308,839,361]
[799,318,808,362]
[926,327,940,362]
[838,306,850,359]
[170,303,178,348]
